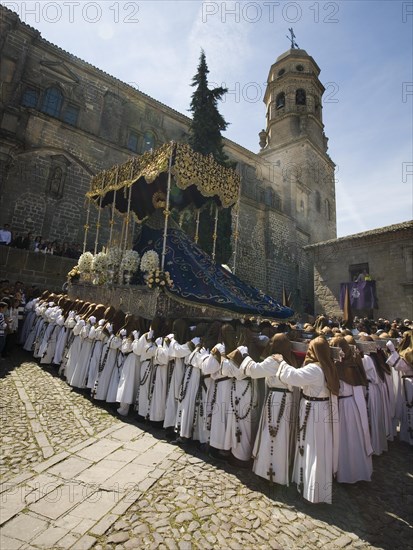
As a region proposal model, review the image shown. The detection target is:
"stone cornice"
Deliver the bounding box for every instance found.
[305,221,413,249]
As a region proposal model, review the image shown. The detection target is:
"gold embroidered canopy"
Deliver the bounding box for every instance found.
[87,142,240,222]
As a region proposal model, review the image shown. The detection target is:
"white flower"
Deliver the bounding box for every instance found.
[140,250,160,273]
[144,268,173,289]
[78,252,94,273]
[92,251,109,273]
[121,249,140,273]
[107,246,123,267]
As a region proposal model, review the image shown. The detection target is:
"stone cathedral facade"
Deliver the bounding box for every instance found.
[0,6,336,312]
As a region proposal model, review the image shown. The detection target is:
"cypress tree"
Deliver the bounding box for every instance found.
[186,50,234,264]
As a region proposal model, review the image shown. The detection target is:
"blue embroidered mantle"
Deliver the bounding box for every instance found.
[134,225,294,320]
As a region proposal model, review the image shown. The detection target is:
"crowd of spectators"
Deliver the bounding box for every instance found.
[297,314,413,340]
[0,279,46,359]
[0,224,82,259]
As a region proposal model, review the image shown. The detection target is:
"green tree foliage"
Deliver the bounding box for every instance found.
[186,50,234,264]
[188,50,229,165]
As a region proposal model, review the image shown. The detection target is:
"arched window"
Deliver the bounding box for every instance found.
[296,89,306,106]
[142,131,155,153]
[315,190,321,213]
[41,87,63,117]
[276,92,285,109]
[21,87,39,108]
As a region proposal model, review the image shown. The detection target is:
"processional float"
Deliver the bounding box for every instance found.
[72,141,293,321]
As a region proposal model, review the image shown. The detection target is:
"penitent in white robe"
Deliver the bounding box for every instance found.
[362,355,388,455]
[175,347,208,440]
[135,333,158,419]
[163,339,192,430]
[45,313,65,365]
[117,333,141,414]
[69,322,97,388]
[64,320,85,382]
[86,326,106,390]
[93,335,122,401]
[222,358,259,462]
[240,355,294,485]
[33,318,47,358]
[277,361,339,504]
[191,351,212,444]
[53,313,76,366]
[204,352,232,451]
[38,308,60,362]
[20,302,37,346]
[148,339,170,422]
[336,380,373,483]
[23,305,44,352]
[392,358,413,446]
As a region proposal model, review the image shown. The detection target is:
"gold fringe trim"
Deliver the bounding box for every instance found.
[86,142,240,210]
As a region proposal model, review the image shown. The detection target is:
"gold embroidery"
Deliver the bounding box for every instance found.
[86,142,240,214]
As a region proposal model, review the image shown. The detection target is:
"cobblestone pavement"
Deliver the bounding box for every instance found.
[0,350,412,550]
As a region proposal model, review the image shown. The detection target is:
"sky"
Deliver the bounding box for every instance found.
[2,0,412,237]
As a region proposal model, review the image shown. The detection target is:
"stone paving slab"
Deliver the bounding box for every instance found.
[0,533,25,550]
[1,512,49,542]
[47,456,93,479]
[75,459,127,485]
[75,440,125,462]
[28,481,88,520]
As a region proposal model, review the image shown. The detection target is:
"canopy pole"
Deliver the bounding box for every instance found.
[82,198,91,253]
[211,205,219,261]
[109,167,119,248]
[232,181,242,274]
[120,216,125,252]
[94,195,103,255]
[194,210,200,244]
[161,145,174,271]
[123,184,132,251]
[109,190,117,248]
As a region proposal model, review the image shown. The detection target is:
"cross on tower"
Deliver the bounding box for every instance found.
[287,28,299,49]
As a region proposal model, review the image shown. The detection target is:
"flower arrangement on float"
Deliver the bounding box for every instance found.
[68,248,144,286]
[106,246,123,284]
[120,250,140,284]
[140,250,173,289]
[107,246,123,267]
[74,251,94,282]
[121,249,140,273]
[92,251,109,285]
[146,268,173,289]
[140,250,160,273]
[78,252,94,273]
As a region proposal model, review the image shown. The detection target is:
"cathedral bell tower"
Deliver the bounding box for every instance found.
[259,45,337,243]
[261,48,327,152]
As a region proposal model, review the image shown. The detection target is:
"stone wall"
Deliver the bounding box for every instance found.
[0,247,74,292]
[307,222,413,320]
